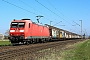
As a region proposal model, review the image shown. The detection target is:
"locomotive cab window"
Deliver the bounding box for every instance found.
[11,22,18,28]
[18,22,25,28]
[11,22,25,28]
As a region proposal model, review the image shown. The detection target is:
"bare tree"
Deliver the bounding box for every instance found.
[5,29,9,36]
[4,29,10,39]
[88,36,90,39]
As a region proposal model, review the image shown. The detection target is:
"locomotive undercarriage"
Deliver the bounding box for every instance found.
[24,38,50,44]
[9,36,24,44]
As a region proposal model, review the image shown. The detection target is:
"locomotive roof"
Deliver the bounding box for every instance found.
[22,19,31,20]
[12,19,32,23]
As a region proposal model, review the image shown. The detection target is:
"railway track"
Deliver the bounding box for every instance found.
[0,39,84,60]
[0,45,31,52]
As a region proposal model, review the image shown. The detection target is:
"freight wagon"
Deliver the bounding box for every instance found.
[45,24,81,40]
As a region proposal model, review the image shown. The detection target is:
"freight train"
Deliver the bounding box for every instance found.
[8,19,81,45]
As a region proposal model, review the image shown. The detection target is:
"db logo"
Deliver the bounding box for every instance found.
[16,29,18,32]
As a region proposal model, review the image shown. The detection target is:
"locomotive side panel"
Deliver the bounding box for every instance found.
[27,23,50,39]
[31,24,38,37]
[43,26,50,37]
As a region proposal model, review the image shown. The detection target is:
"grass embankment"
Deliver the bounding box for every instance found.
[38,39,90,60]
[0,40,12,46]
[61,39,90,60]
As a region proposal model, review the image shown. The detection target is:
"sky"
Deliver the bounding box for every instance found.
[0,0,90,36]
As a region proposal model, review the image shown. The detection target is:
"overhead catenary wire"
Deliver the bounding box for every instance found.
[46,0,71,21]
[46,0,82,34]
[19,0,64,25]
[19,0,57,22]
[19,0,37,11]
[46,0,81,26]
[19,0,45,16]
[35,0,72,25]
[35,0,62,18]
[2,0,53,23]
[2,0,37,15]
[46,0,57,9]
[47,0,82,27]
[73,21,80,26]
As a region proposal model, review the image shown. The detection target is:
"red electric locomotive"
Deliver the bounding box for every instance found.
[9,19,50,44]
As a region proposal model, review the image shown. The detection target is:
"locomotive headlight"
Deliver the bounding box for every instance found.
[20,30,24,32]
[10,30,15,32]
